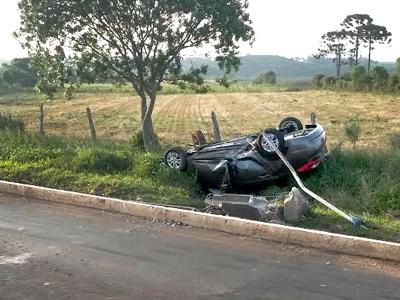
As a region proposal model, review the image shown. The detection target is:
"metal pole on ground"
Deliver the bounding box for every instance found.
[262,132,365,228]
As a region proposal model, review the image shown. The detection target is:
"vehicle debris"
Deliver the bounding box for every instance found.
[205,190,289,223]
[283,187,309,223]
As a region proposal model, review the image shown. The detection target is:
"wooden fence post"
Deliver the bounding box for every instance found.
[39,103,44,134]
[310,112,316,125]
[86,107,97,141]
[211,111,221,143]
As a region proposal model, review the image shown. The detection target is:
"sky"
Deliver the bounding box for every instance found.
[0,0,399,62]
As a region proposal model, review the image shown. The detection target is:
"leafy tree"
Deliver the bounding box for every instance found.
[314,30,348,77]
[396,58,400,76]
[1,58,38,88]
[363,24,392,73]
[351,65,370,90]
[30,49,67,100]
[371,66,389,90]
[253,71,277,85]
[341,14,373,66]
[16,0,254,151]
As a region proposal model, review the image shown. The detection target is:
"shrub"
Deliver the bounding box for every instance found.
[0,114,25,131]
[323,76,336,88]
[73,148,132,173]
[371,66,389,90]
[344,118,362,148]
[351,66,371,91]
[64,85,74,100]
[129,130,145,150]
[253,71,277,85]
[312,74,325,88]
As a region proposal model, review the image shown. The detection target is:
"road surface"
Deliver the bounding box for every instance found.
[0,192,399,300]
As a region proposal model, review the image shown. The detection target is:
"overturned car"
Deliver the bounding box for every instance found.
[164,117,328,190]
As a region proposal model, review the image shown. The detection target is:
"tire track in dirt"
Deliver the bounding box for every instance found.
[154,95,180,138]
[175,96,192,142]
[154,95,178,124]
[162,95,190,144]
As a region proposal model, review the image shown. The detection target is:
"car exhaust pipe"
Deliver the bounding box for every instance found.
[261,132,366,228]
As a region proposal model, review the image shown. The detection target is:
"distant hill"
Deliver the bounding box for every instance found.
[0,59,10,66]
[182,55,396,81]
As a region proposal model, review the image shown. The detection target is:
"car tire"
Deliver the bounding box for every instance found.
[278,117,303,133]
[192,130,207,146]
[256,128,285,159]
[164,147,188,171]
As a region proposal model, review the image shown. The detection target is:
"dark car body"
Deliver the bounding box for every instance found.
[165,123,328,189]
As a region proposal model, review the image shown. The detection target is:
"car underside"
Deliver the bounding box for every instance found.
[164,117,328,190]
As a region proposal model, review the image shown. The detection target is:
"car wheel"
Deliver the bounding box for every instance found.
[164,147,187,171]
[192,130,207,146]
[256,128,285,159]
[278,117,303,133]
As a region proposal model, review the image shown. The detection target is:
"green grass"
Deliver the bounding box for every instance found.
[264,145,400,242]
[1,127,400,241]
[0,131,201,206]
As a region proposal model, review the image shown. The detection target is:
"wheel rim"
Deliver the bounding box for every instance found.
[166,151,182,169]
[282,121,299,132]
[261,133,280,153]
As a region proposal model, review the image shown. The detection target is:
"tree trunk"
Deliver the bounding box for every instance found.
[39,103,44,134]
[368,36,372,73]
[142,115,159,152]
[139,93,160,152]
[336,57,341,77]
[355,36,359,66]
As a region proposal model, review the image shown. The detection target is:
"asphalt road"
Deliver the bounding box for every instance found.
[0,192,399,300]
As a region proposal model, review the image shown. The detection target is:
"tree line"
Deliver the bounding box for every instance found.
[313,57,400,91]
[315,14,392,77]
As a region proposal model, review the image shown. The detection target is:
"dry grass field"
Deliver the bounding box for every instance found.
[1,89,400,148]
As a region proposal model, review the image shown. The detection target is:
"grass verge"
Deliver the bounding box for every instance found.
[0,131,200,206]
[0,129,399,242]
[266,146,400,242]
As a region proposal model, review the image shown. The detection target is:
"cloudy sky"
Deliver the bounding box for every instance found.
[0,0,398,61]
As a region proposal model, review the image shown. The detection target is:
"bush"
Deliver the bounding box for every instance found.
[73,148,132,173]
[253,71,277,85]
[344,118,361,148]
[0,114,25,131]
[64,85,74,100]
[371,66,389,90]
[129,130,145,150]
[323,76,336,88]
[351,66,371,91]
[312,74,325,88]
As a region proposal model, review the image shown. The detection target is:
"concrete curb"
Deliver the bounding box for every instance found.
[1,180,399,262]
